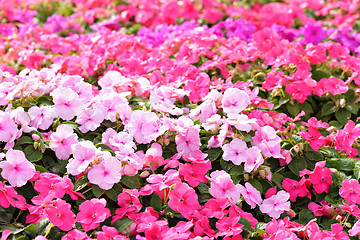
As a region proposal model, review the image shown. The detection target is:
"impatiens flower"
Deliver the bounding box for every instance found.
[0,181,27,209]
[222,138,248,165]
[244,146,264,172]
[61,229,88,240]
[168,182,201,219]
[238,182,262,208]
[76,198,111,232]
[49,124,78,160]
[339,179,360,205]
[221,88,250,114]
[208,170,241,203]
[282,177,311,201]
[46,199,75,231]
[175,127,201,156]
[66,141,97,176]
[260,190,291,219]
[0,149,35,187]
[349,219,360,237]
[179,161,211,187]
[308,161,332,194]
[51,87,83,120]
[87,154,122,190]
[0,111,18,143]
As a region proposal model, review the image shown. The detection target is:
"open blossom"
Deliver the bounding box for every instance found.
[222,138,248,165]
[221,88,250,114]
[76,198,111,232]
[175,127,201,156]
[238,182,262,208]
[0,149,35,187]
[49,124,78,160]
[0,111,18,143]
[28,105,57,130]
[87,153,122,190]
[51,87,83,120]
[208,170,241,203]
[260,190,291,219]
[66,141,98,176]
[339,179,360,205]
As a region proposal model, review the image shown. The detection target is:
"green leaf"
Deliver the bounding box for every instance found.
[24,145,43,162]
[74,176,89,192]
[206,148,222,162]
[150,193,162,211]
[300,101,314,119]
[287,156,307,177]
[35,165,48,173]
[112,218,134,232]
[92,184,105,198]
[238,218,255,232]
[95,143,113,152]
[344,89,357,103]
[298,209,315,223]
[335,108,351,126]
[311,69,331,81]
[327,158,356,171]
[305,151,324,162]
[286,104,300,117]
[105,183,123,201]
[345,103,359,114]
[197,182,209,194]
[321,102,337,116]
[271,173,284,189]
[16,136,33,145]
[229,166,245,175]
[121,175,141,189]
[35,218,51,236]
[329,120,342,129]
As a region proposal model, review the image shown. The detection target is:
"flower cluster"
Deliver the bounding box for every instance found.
[1,0,360,239]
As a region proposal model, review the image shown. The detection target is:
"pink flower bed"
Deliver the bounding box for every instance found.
[1,0,360,239]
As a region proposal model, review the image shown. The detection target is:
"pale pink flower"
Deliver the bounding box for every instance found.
[175,127,201,156]
[88,153,122,190]
[0,111,18,143]
[244,146,264,172]
[0,149,35,187]
[28,106,56,130]
[239,182,262,208]
[260,190,291,219]
[221,88,250,114]
[66,141,98,175]
[222,138,248,165]
[51,87,83,120]
[208,170,241,203]
[49,124,78,160]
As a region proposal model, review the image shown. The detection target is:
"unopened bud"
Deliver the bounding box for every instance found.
[244,174,250,181]
[140,171,150,178]
[259,170,266,178]
[32,134,40,141]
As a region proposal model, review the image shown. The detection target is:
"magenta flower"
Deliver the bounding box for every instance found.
[87,154,122,190]
[168,182,201,219]
[260,190,291,219]
[0,149,35,187]
[49,124,78,160]
[221,88,250,114]
[308,162,332,194]
[46,199,75,231]
[76,198,111,232]
[339,179,360,205]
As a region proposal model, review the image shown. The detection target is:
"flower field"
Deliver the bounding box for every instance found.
[2,0,360,239]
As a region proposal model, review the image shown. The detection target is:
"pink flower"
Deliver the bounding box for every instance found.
[308,161,332,194]
[0,181,27,209]
[238,182,262,209]
[282,177,311,201]
[66,141,97,176]
[175,127,201,156]
[61,229,88,240]
[0,149,35,187]
[260,190,291,219]
[87,153,122,190]
[208,170,241,203]
[51,87,83,120]
[28,106,56,130]
[168,182,200,219]
[179,162,211,187]
[221,88,250,114]
[244,146,264,172]
[76,198,111,232]
[46,199,75,231]
[339,179,360,205]
[49,124,78,160]
[222,138,248,165]
[0,111,18,143]
[350,219,360,237]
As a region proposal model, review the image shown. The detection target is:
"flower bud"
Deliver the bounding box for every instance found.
[32,134,40,141]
